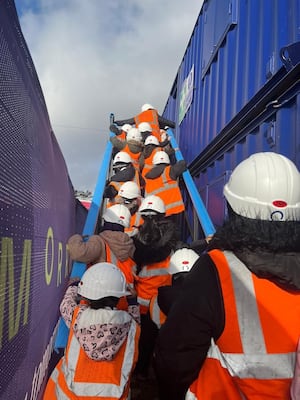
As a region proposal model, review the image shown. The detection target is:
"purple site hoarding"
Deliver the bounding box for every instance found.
[0,1,87,398]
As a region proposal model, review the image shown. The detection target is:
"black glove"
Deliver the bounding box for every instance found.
[110,124,121,135]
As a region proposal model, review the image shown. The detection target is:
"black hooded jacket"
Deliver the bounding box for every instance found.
[154,209,300,400]
[133,217,180,272]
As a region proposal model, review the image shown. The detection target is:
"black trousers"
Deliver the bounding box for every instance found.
[135,312,159,377]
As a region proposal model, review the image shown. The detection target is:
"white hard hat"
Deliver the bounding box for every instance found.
[153,151,170,165]
[138,122,152,133]
[139,195,165,215]
[141,103,154,112]
[118,181,141,199]
[113,151,132,165]
[121,124,132,133]
[144,135,159,146]
[168,248,199,274]
[103,204,131,227]
[127,127,142,142]
[78,262,130,300]
[223,152,300,221]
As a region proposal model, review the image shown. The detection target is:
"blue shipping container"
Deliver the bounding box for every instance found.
[163,0,300,228]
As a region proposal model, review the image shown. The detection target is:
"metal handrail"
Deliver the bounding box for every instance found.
[167,128,215,237]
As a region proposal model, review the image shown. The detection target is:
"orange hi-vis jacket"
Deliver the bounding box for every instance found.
[149,294,167,329]
[186,249,300,400]
[134,110,160,140]
[135,257,172,315]
[141,147,162,178]
[43,307,140,400]
[145,166,185,216]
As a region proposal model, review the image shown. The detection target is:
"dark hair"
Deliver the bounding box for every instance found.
[89,296,119,310]
[209,204,300,253]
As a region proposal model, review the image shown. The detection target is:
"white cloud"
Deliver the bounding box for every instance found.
[17,0,204,190]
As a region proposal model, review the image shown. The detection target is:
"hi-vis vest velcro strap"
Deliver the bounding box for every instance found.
[208,251,295,380]
[56,315,137,398]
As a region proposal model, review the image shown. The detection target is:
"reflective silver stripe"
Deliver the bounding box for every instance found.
[207,338,295,379]
[208,252,296,380]
[109,248,118,265]
[150,297,162,328]
[137,297,150,307]
[50,365,72,399]
[165,200,184,210]
[151,182,178,195]
[50,366,59,383]
[224,251,266,354]
[138,266,169,278]
[63,318,138,396]
[143,162,152,169]
[149,169,184,210]
[185,389,197,400]
[56,383,72,400]
[185,389,197,399]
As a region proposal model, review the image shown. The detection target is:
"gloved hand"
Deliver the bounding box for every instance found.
[110,124,120,135]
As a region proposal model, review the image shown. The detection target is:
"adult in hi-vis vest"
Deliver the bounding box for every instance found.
[113,103,176,141]
[110,127,143,170]
[154,152,300,400]
[139,134,174,179]
[43,263,140,399]
[144,150,186,217]
[103,151,145,206]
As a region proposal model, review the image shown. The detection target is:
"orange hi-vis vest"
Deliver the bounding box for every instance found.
[118,130,127,141]
[149,294,167,329]
[186,249,300,400]
[105,244,136,311]
[105,244,136,287]
[134,110,160,140]
[135,257,172,315]
[107,169,141,208]
[122,143,141,170]
[125,212,143,237]
[141,147,162,178]
[145,166,185,216]
[43,307,140,400]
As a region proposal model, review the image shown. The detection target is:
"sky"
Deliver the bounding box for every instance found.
[14,0,204,191]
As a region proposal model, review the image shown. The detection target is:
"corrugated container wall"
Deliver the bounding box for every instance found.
[163,0,300,229]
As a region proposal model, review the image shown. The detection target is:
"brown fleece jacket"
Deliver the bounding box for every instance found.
[68,231,135,264]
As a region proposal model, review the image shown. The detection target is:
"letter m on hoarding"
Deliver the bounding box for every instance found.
[0,237,31,349]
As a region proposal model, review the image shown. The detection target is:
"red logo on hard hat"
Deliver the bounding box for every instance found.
[182,261,189,265]
[120,215,125,219]
[272,200,287,207]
